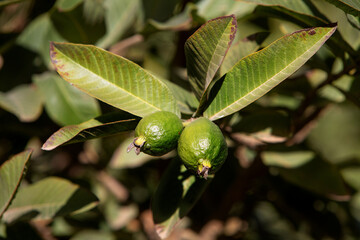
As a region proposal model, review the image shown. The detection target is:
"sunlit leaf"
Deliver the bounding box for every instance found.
[152,158,211,238]
[204,25,337,121]
[50,42,180,117]
[0,150,32,218]
[252,4,356,57]
[0,84,42,122]
[96,0,140,48]
[185,15,237,100]
[42,112,140,151]
[325,0,360,17]
[218,32,269,77]
[2,177,99,223]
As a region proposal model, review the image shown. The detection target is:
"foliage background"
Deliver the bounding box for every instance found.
[0,0,360,239]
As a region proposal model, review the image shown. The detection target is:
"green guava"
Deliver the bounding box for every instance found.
[127,111,183,156]
[177,117,228,179]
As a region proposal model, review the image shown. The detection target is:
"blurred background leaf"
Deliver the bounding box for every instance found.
[33,72,101,126]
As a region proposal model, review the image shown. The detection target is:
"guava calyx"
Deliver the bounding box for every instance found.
[197,159,212,179]
[127,136,146,155]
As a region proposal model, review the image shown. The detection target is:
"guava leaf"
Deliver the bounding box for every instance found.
[262,151,315,168]
[96,0,140,49]
[0,84,42,122]
[239,0,314,15]
[218,32,269,77]
[55,0,83,11]
[251,4,356,57]
[0,150,32,218]
[277,157,349,199]
[0,0,25,8]
[185,15,237,100]
[152,158,211,239]
[147,2,199,31]
[42,112,140,151]
[324,0,360,17]
[204,25,337,121]
[33,72,101,126]
[161,79,199,115]
[50,42,180,117]
[197,0,256,20]
[341,167,360,191]
[71,230,116,240]
[50,5,105,44]
[2,177,99,224]
[16,14,65,67]
[307,102,360,164]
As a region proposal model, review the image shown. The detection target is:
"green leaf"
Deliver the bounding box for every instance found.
[42,112,140,151]
[83,0,105,24]
[341,167,360,191]
[204,25,337,121]
[152,158,211,238]
[197,0,256,20]
[325,0,360,17]
[218,32,269,77]
[161,79,199,115]
[185,15,237,100]
[33,72,101,126]
[0,0,24,8]
[0,150,32,218]
[277,157,349,198]
[262,151,314,168]
[50,4,105,44]
[252,4,356,57]
[70,230,115,240]
[146,3,199,31]
[0,84,42,122]
[16,14,65,67]
[55,0,83,11]
[96,0,140,49]
[307,102,360,164]
[50,42,180,117]
[240,0,314,15]
[2,177,99,224]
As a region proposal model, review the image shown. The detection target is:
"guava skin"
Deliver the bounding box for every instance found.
[127,111,183,156]
[177,117,228,179]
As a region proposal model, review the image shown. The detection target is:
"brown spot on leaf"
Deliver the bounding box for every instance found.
[308,29,316,35]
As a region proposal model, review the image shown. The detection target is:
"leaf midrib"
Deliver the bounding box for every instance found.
[56,45,164,114]
[204,19,234,89]
[208,31,331,120]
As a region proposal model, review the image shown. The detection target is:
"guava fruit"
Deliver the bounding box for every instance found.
[177,117,228,179]
[127,111,183,156]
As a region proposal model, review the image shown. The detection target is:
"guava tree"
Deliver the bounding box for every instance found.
[0,0,360,239]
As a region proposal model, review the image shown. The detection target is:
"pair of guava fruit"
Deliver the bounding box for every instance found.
[127,111,228,179]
